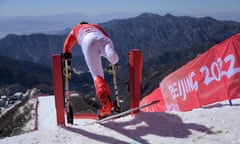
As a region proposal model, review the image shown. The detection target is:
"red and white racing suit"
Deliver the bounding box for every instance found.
[63,23,119,80]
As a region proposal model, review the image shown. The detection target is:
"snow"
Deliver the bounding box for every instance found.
[37,96,57,130]
[1,95,240,144]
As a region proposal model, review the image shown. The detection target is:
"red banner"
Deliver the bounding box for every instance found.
[140,88,166,112]
[141,33,240,112]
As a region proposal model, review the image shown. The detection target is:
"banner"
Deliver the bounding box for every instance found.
[140,88,166,112]
[141,33,240,112]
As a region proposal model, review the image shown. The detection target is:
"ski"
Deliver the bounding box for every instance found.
[84,100,160,125]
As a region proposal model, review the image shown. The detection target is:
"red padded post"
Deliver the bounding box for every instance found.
[128,49,142,114]
[52,54,65,126]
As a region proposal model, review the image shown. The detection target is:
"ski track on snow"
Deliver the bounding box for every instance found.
[1,95,240,144]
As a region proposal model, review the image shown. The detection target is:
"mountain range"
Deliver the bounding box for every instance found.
[0,12,137,39]
[0,13,240,97]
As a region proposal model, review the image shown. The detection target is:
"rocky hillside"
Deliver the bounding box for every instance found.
[0,55,53,93]
[103,13,240,65]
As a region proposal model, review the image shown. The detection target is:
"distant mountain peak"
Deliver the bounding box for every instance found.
[137,13,159,18]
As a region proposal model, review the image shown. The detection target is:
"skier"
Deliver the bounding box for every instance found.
[62,21,119,118]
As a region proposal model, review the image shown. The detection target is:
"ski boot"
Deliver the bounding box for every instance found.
[95,76,114,119]
[98,96,114,119]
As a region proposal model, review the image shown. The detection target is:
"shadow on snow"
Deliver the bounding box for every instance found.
[64,112,220,144]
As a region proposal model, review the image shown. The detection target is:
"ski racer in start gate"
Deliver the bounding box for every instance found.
[62,21,119,118]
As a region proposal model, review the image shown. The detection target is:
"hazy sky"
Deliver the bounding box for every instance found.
[0,0,240,20]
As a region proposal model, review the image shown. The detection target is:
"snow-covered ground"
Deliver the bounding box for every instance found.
[37,96,57,130]
[1,95,240,144]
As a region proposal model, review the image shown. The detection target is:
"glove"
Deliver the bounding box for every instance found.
[62,53,72,60]
[107,64,118,76]
[62,53,73,78]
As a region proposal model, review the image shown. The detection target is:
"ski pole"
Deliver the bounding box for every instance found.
[112,64,121,112]
[64,59,73,124]
[64,59,70,110]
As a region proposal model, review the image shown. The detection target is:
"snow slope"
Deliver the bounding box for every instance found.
[1,95,240,144]
[37,96,57,130]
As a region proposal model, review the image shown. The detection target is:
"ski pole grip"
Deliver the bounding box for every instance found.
[62,53,72,59]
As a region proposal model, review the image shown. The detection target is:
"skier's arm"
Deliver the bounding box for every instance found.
[63,30,76,53]
[62,31,74,78]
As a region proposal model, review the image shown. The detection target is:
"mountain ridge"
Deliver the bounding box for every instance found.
[0,13,240,95]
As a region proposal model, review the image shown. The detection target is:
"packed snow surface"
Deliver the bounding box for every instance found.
[1,95,240,144]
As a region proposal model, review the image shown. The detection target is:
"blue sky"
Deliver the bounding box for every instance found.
[0,0,240,21]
